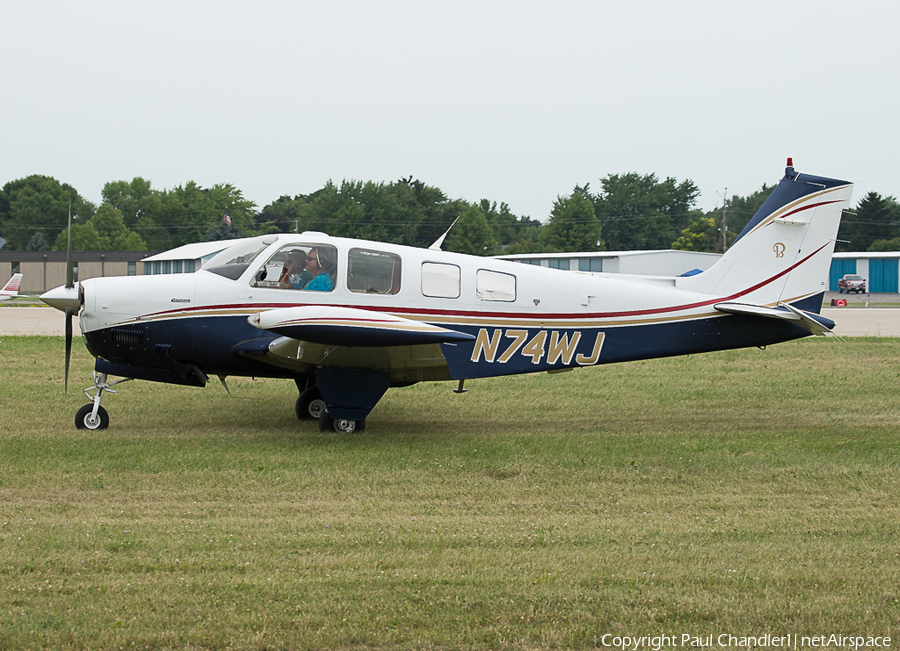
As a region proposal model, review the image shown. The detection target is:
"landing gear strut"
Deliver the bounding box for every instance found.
[75,372,131,430]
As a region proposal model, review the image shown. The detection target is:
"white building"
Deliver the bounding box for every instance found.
[141,238,252,275]
[496,249,721,277]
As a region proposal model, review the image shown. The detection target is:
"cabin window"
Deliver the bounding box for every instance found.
[476,269,516,302]
[421,262,460,299]
[347,248,401,294]
[252,244,337,292]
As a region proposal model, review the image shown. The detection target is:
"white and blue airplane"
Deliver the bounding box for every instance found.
[0,273,23,301]
[41,160,852,432]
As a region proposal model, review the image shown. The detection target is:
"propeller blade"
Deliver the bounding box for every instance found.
[64,308,73,393]
[65,203,74,289]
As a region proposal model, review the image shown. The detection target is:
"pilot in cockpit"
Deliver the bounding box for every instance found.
[278,250,311,289]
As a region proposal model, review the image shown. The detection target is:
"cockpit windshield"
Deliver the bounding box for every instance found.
[204,237,273,281]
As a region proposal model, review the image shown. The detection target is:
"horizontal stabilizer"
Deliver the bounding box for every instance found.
[248,305,475,347]
[714,302,835,336]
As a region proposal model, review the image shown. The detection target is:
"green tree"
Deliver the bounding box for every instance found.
[540,186,601,253]
[0,175,94,250]
[593,173,699,250]
[101,177,161,228]
[259,177,461,248]
[205,220,246,242]
[133,214,173,250]
[26,231,51,251]
[836,192,900,252]
[52,205,147,250]
[53,222,104,251]
[157,182,256,247]
[672,216,718,252]
[867,237,900,252]
[90,205,131,247]
[444,203,500,256]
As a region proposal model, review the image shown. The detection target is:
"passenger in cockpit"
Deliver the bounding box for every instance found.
[301,248,335,292]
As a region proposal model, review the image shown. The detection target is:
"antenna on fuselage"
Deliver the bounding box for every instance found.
[428,216,459,251]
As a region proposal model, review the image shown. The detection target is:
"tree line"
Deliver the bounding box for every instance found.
[1,173,897,255]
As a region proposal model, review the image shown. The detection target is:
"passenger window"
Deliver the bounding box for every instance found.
[421,262,460,299]
[476,269,516,302]
[252,244,337,292]
[347,248,401,294]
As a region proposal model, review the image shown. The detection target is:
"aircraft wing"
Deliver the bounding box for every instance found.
[236,306,469,383]
[247,305,474,347]
[714,301,835,336]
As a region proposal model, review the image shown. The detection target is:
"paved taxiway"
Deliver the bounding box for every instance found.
[1,306,899,337]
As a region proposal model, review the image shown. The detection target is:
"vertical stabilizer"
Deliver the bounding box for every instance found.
[676,161,853,310]
[0,273,23,298]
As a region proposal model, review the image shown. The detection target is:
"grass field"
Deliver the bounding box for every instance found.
[1,336,898,650]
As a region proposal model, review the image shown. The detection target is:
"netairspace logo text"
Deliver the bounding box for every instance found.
[598,633,892,650]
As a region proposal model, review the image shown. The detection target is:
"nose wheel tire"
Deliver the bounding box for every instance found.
[75,404,109,430]
[296,387,326,421]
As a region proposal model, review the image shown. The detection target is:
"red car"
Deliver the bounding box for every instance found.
[838,274,866,294]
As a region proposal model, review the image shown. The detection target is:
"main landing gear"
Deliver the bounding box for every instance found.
[75,372,131,430]
[295,386,327,421]
[319,412,366,434]
[294,383,366,433]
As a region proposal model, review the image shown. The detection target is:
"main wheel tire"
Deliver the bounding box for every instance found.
[296,387,326,421]
[318,412,363,433]
[75,404,109,430]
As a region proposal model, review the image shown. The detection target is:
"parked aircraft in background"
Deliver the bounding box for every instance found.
[0,273,23,301]
[41,160,852,432]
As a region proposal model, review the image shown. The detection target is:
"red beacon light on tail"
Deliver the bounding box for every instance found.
[785,157,796,179]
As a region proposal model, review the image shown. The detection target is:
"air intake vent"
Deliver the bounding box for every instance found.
[111,327,144,345]
[155,344,172,357]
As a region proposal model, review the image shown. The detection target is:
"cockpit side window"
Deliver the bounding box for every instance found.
[251,244,338,292]
[347,248,401,294]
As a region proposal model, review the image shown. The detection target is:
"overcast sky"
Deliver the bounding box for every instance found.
[3,1,897,222]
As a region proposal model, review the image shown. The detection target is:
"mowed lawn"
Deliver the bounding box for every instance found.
[0,336,898,650]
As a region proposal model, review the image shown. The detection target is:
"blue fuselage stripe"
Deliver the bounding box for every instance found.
[84,309,811,384]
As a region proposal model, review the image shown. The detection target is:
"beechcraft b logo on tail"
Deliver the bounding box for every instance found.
[773,242,785,258]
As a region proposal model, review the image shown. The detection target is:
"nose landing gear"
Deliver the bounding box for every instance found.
[75,372,131,430]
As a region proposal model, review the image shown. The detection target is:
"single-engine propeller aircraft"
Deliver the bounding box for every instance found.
[42,160,852,432]
[0,273,23,300]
